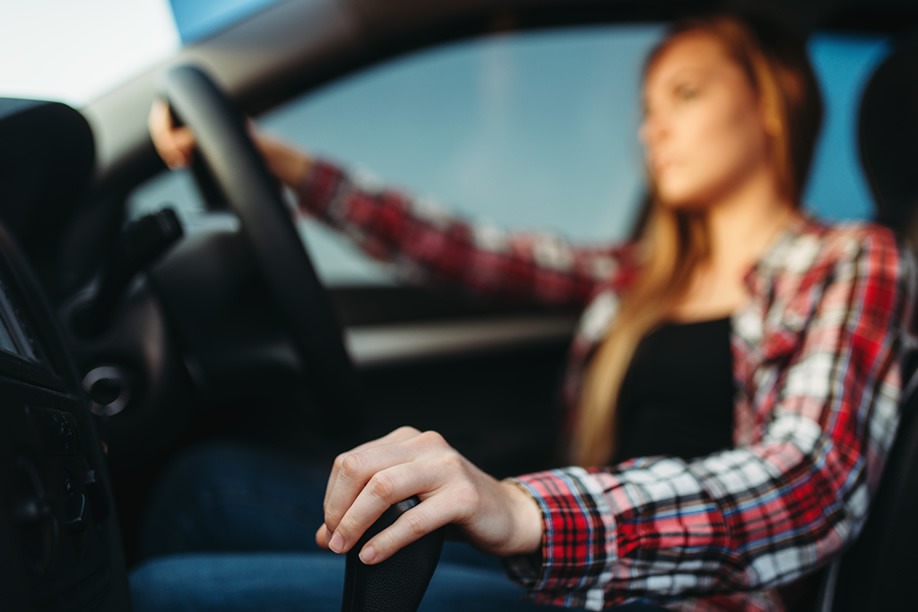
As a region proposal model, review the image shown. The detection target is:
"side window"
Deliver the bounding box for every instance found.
[128,25,661,286]
[127,26,889,287]
[805,34,890,221]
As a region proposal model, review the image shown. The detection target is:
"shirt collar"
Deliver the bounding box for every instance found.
[741,212,822,296]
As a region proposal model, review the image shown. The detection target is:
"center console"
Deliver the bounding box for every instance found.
[0,222,130,611]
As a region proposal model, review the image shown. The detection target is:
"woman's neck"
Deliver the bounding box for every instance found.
[669,171,798,321]
[705,169,797,274]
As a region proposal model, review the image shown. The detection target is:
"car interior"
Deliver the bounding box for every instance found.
[2,0,918,610]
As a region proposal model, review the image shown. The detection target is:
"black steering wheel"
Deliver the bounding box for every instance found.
[160,64,361,418]
[161,66,443,611]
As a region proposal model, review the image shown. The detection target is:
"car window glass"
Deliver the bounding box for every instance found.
[127,25,889,287]
[805,35,890,220]
[130,25,661,285]
[170,0,287,43]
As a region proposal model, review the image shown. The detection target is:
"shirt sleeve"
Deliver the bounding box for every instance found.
[295,157,638,307]
[505,228,915,608]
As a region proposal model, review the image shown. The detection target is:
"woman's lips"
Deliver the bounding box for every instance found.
[652,157,677,174]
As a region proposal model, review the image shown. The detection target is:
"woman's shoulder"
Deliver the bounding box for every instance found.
[755,216,908,296]
[796,216,903,265]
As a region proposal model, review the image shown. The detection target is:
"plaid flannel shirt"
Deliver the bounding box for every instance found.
[297,158,916,610]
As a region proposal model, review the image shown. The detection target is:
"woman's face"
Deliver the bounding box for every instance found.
[639,32,772,209]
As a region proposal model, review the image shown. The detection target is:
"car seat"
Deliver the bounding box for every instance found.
[815,27,918,612]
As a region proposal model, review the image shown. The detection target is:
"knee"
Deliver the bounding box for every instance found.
[150,441,256,506]
[130,557,197,612]
[138,441,259,558]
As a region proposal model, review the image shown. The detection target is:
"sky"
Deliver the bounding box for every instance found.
[0,0,288,104]
[0,0,179,104]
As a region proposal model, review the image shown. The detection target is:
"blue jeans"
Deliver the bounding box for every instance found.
[129,441,663,611]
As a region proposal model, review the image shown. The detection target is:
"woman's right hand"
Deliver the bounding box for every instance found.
[148,98,197,169]
[317,426,543,565]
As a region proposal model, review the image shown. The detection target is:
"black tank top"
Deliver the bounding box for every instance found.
[611,316,735,464]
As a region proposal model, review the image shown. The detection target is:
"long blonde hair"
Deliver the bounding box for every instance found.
[571,11,823,466]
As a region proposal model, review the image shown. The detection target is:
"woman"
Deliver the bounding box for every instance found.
[136,9,914,611]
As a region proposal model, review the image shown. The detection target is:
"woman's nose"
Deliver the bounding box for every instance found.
[639,113,668,149]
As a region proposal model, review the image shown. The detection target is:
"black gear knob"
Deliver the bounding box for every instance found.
[341,496,445,612]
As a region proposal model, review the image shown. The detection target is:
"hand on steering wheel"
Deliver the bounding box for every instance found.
[149,98,312,188]
[148,98,196,169]
[158,64,361,421]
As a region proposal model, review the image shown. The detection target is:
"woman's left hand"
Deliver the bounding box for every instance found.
[317,426,543,565]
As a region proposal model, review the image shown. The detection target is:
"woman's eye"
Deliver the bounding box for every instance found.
[675,85,700,100]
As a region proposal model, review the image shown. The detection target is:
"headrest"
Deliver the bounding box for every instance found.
[859,31,918,233]
[0,99,95,284]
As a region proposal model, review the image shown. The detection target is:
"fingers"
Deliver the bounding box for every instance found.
[358,493,454,564]
[315,523,331,549]
[324,429,429,534]
[320,428,485,565]
[326,462,438,555]
[148,98,196,168]
[323,426,420,512]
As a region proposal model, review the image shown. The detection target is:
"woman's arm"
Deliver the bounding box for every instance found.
[149,99,638,307]
[292,152,637,307]
[504,226,915,608]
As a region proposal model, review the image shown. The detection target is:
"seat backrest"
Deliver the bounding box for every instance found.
[819,28,918,611]
[858,29,918,238]
[827,365,918,610]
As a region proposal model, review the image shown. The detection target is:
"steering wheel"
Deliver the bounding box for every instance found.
[160,64,361,418]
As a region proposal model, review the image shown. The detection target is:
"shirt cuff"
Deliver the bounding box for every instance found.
[502,468,620,608]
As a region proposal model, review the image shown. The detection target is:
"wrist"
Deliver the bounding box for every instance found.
[498,479,543,556]
[256,135,312,188]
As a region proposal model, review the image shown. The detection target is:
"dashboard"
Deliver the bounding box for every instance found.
[0,101,130,611]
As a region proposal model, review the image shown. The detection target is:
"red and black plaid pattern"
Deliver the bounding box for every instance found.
[298,161,915,611]
[510,221,914,610]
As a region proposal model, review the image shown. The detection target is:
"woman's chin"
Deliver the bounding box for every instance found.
[656,193,708,212]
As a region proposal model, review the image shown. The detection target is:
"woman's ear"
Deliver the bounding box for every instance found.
[761,101,782,136]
